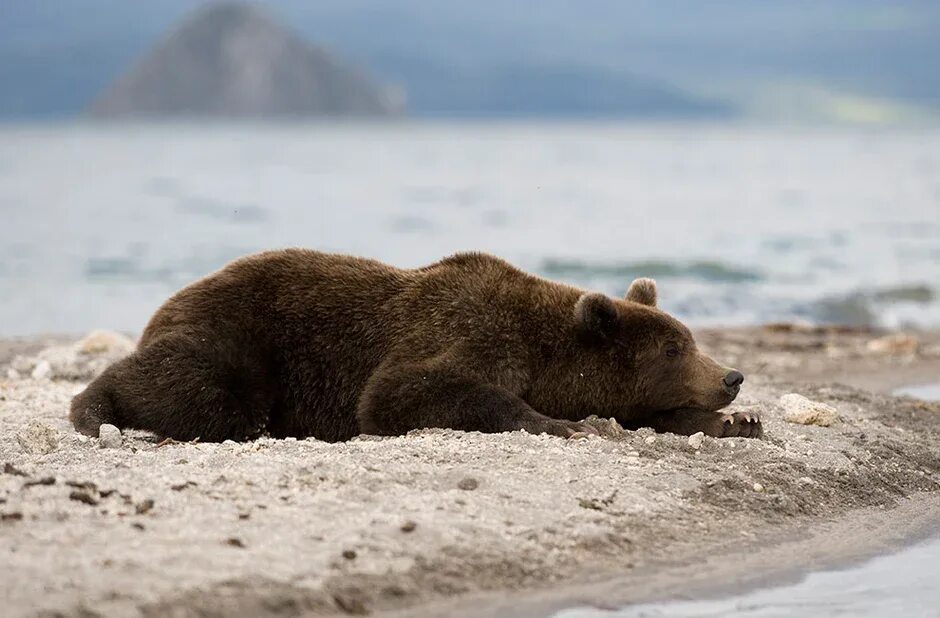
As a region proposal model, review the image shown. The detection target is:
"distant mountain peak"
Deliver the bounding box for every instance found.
[90,2,404,118]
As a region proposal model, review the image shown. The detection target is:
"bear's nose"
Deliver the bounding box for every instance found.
[723,370,744,390]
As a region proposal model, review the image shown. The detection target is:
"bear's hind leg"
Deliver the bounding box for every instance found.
[356,360,597,438]
[70,333,275,442]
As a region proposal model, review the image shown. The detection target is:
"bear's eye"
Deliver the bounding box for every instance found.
[665,345,680,358]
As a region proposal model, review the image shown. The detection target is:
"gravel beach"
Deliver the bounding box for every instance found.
[2,326,940,617]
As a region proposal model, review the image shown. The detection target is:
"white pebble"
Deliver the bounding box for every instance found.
[688,432,705,450]
[98,424,122,448]
[780,393,840,427]
[753,483,764,492]
[77,330,136,355]
[31,360,52,380]
[16,420,59,454]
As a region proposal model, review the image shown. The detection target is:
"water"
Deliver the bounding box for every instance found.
[558,539,940,618]
[895,383,940,401]
[0,122,939,336]
[559,382,940,618]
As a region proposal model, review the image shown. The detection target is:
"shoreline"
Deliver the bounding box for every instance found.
[2,326,940,617]
[417,491,940,618]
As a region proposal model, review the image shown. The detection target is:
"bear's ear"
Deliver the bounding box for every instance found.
[625,277,657,307]
[574,292,619,339]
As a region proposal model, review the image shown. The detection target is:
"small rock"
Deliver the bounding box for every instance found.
[135,499,155,515]
[30,360,52,380]
[578,498,604,511]
[69,490,99,506]
[333,592,367,615]
[23,476,56,488]
[225,537,245,548]
[342,549,357,560]
[457,477,479,491]
[400,520,417,533]
[98,424,122,448]
[1,511,24,522]
[780,393,840,427]
[66,480,97,491]
[3,463,28,476]
[688,432,705,450]
[866,333,918,356]
[753,483,765,492]
[77,330,136,356]
[16,420,59,455]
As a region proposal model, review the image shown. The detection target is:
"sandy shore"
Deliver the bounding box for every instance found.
[2,326,940,617]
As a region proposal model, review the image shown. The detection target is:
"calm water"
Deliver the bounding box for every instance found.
[559,539,940,618]
[0,122,938,336]
[560,383,940,618]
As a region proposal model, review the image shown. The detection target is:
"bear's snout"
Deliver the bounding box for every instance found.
[722,370,744,397]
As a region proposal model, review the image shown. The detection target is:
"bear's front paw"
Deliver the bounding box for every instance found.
[525,418,600,439]
[710,410,762,439]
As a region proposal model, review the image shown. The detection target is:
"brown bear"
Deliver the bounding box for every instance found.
[70,250,761,442]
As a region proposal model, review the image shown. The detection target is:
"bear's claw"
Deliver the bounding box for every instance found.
[527,418,600,439]
[716,411,762,438]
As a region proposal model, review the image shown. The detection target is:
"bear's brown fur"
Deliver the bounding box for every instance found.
[70,250,760,442]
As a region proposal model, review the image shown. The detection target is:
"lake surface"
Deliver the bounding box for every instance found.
[558,538,940,618]
[559,382,940,618]
[895,383,940,401]
[0,122,939,336]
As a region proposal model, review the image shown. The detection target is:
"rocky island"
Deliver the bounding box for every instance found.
[89,3,403,119]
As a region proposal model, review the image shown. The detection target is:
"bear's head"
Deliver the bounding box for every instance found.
[529,278,743,425]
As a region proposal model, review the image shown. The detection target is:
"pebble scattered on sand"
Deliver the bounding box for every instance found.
[77,330,136,356]
[11,330,135,382]
[23,476,56,488]
[69,490,98,506]
[457,477,479,491]
[16,420,59,454]
[688,432,705,450]
[866,333,918,356]
[98,424,122,449]
[753,483,765,492]
[3,463,28,476]
[30,360,52,380]
[779,393,840,427]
